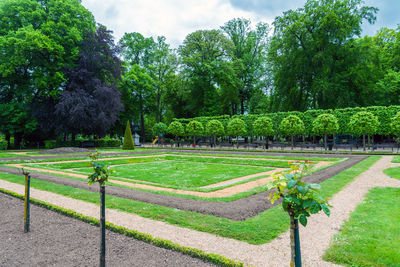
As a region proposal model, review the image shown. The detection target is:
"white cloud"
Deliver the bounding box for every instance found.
[81,0,272,48]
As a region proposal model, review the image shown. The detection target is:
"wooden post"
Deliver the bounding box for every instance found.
[23,171,31,233]
[100,184,106,267]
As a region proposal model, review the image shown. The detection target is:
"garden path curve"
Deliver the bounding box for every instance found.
[0,156,399,266]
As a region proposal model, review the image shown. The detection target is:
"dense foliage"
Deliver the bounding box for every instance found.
[2,0,400,146]
[348,111,380,150]
[167,121,185,141]
[122,121,135,150]
[312,114,339,150]
[280,115,305,149]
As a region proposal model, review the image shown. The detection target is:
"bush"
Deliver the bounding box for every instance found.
[97,137,120,147]
[122,121,135,150]
[44,140,56,149]
[0,139,8,150]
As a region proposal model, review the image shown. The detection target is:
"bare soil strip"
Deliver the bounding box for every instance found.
[0,193,215,267]
[1,156,398,266]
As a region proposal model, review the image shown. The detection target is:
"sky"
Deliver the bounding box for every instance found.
[81,0,400,48]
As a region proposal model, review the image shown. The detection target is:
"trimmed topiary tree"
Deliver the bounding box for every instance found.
[206,119,225,147]
[168,121,185,146]
[152,122,167,145]
[267,161,331,267]
[391,112,400,152]
[253,117,274,150]
[312,114,339,151]
[348,111,380,151]
[227,118,247,149]
[280,115,305,150]
[122,120,135,150]
[186,120,204,147]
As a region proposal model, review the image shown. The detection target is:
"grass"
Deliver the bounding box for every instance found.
[77,160,272,187]
[323,187,400,266]
[0,156,379,244]
[383,167,400,181]
[391,156,400,163]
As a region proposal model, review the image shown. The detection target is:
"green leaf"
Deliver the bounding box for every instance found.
[299,215,307,226]
[287,180,297,189]
[321,203,330,216]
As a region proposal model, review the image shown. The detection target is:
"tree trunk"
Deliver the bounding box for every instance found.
[368,135,371,150]
[193,135,196,147]
[100,184,106,267]
[214,135,216,148]
[290,213,302,267]
[324,132,327,151]
[156,87,161,123]
[291,135,294,150]
[363,132,366,151]
[264,136,267,151]
[5,133,10,149]
[236,135,239,149]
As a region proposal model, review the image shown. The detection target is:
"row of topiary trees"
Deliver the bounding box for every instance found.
[152,111,400,151]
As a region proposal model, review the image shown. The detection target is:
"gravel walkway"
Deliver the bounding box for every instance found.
[0,155,364,221]
[0,193,215,267]
[1,156,399,266]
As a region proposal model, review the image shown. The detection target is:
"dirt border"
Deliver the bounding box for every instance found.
[0,153,366,221]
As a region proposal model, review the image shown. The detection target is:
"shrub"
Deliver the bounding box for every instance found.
[44,140,56,149]
[312,114,339,150]
[122,121,135,150]
[206,120,225,147]
[186,121,204,147]
[253,117,274,149]
[0,138,8,150]
[168,121,185,143]
[227,118,247,148]
[280,115,305,149]
[348,111,379,151]
[152,122,168,136]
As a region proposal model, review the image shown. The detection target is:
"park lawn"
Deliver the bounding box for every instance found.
[171,152,342,162]
[383,167,400,180]
[0,156,379,244]
[76,160,272,187]
[323,187,400,266]
[391,156,400,163]
[0,152,26,158]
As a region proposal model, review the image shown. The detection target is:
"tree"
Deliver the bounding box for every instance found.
[54,25,122,138]
[348,111,380,151]
[122,121,134,150]
[253,117,274,149]
[312,114,339,150]
[267,161,330,266]
[227,118,247,148]
[280,115,305,149]
[167,121,185,145]
[206,120,225,147]
[119,32,156,142]
[186,121,204,147]
[179,30,232,116]
[0,0,95,146]
[391,112,400,150]
[221,18,270,114]
[88,151,114,267]
[268,0,378,111]
[152,122,167,145]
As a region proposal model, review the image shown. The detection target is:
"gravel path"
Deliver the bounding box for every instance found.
[0,192,215,267]
[0,155,365,221]
[0,156,399,266]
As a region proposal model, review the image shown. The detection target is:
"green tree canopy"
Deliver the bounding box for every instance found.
[167,121,185,138]
[152,122,167,136]
[253,117,274,137]
[206,120,225,137]
[186,121,204,137]
[348,111,380,150]
[313,113,339,150]
[280,115,305,149]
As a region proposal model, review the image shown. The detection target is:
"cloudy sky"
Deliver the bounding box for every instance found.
[81,0,400,47]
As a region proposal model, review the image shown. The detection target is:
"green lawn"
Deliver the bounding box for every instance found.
[391,156,400,163]
[0,155,379,244]
[383,167,400,181]
[324,187,400,266]
[77,160,272,187]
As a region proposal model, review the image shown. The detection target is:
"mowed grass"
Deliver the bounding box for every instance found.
[324,187,400,266]
[391,156,400,163]
[0,156,379,244]
[383,167,400,181]
[77,160,272,187]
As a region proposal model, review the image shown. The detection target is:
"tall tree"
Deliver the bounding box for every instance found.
[268,0,378,111]
[55,25,123,137]
[221,18,270,114]
[179,29,232,116]
[0,0,95,146]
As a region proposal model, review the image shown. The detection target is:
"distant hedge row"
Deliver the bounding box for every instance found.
[173,106,400,136]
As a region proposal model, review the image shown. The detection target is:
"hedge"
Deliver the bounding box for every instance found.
[0,188,243,267]
[0,138,8,150]
[173,106,400,137]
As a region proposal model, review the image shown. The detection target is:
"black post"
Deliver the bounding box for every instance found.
[294,219,302,267]
[24,174,31,232]
[100,184,106,267]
